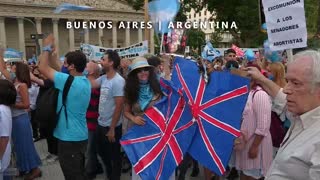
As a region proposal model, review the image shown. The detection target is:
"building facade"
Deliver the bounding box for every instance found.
[186,6,233,48]
[0,0,155,60]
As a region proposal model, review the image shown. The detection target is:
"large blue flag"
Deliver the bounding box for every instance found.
[54,3,93,13]
[171,57,250,175]
[121,79,196,180]
[201,42,221,62]
[4,48,23,62]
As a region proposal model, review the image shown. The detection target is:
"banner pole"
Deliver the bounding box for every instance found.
[160,33,164,54]
[286,49,293,63]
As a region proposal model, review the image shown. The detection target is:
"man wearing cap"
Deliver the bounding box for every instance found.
[89,50,125,180]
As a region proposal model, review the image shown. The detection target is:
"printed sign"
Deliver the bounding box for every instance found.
[262,0,307,51]
[81,41,149,61]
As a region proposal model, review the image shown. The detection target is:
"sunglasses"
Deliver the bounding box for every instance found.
[136,67,150,73]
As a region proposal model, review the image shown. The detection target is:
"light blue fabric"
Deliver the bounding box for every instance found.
[128,61,150,72]
[54,3,93,13]
[96,73,125,127]
[138,83,154,111]
[53,72,91,141]
[11,114,41,172]
[201,42,221,62]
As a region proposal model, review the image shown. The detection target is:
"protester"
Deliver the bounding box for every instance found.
[266,62,288,154]
[246,50,320,179]
[28,79,40,140]
[0,80,16,180]
[84,61,103,179]
[30,69,59,163]
[38,34,91,180]
[225,49,237,62]
[123,57,175,180]
[0,58,42,179]
[235,64,273,180]
[89,50,125,180]
[213,57,224,71]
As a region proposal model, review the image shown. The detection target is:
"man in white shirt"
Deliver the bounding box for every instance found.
[246,50,320,180]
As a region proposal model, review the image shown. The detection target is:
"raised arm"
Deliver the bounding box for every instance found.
[38,34,57,81]
[246,67,281,98]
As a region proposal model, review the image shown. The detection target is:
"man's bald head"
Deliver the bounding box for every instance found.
[86,61,100,78]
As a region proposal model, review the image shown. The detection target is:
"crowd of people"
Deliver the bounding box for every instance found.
[0,33,320,180]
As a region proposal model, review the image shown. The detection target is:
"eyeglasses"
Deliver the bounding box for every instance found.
[136,67,149,73]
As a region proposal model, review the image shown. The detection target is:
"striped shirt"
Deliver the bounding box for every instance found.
[235,86,273,176]
[86,88,100,131]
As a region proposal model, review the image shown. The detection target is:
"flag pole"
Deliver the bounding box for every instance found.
[160,33,164,54]
[144,0,150,52]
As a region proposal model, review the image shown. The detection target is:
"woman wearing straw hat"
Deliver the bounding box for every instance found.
[123,57,175,180]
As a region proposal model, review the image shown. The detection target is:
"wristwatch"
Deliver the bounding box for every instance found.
[42,45,53,52]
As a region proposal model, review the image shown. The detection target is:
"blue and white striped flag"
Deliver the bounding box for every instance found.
[4,48,23,59]
[54,3,93,14]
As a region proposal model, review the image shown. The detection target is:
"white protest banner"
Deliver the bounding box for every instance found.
[262,0,307,51]
[81,40,148,61]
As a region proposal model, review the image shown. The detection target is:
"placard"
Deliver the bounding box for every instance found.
[81,41,148,61]
[262,0,307,51]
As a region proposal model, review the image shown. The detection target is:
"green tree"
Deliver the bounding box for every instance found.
[126,0,318,48]
[186,29,205,55]
[210,29,223,47]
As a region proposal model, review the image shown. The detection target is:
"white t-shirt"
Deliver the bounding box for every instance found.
[28,83,39,110]
[0,105,12,172]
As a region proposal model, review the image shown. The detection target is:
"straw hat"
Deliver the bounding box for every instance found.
[128,57,153,75]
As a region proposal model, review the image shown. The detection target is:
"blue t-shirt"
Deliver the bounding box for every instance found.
[96,73,125,127]
[53,72,91,141]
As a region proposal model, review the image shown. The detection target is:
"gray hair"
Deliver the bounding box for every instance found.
[292,50,320,88]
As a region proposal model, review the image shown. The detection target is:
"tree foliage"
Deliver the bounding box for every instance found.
[186,29,205,55]
[126,0,319,47]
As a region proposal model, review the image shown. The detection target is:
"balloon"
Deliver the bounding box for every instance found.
[245,49,255,62]
[261,23,267,30]
[263,39,281,63]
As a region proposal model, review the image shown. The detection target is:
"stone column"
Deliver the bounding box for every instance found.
[98,28,103,46]
[125,27,130,47]
[138,28,143,43]
[0,17,6,48]
[68,19,75,51]
[52,18,59,55]
[84,21,89,44]
[35,17,42,49]
[18,18,26,59]
[112,21,117,48]
[150,28,154,54]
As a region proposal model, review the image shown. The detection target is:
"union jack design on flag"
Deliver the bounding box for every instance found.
[121,79,196,180]
[172,57,250,175]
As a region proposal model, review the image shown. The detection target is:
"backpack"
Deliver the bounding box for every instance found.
[35,75,74,133]
[252,90,286,148]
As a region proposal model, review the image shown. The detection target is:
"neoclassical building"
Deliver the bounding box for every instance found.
[0,0,155,60]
